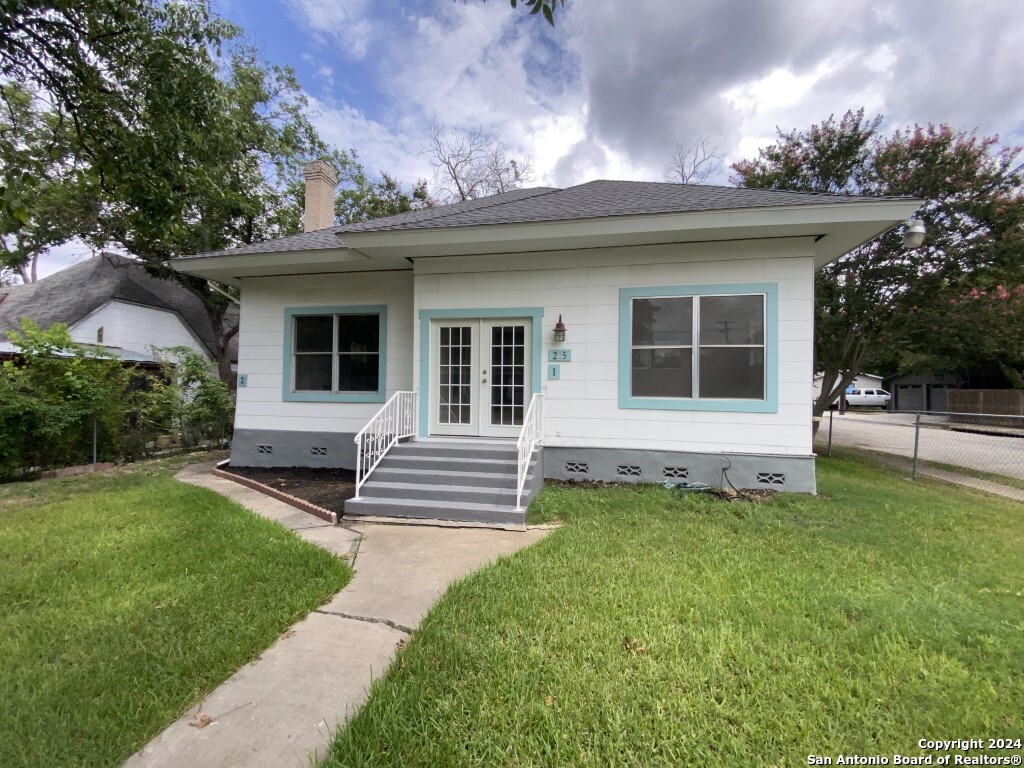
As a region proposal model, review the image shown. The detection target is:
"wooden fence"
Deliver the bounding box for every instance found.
[947,389,1024,416]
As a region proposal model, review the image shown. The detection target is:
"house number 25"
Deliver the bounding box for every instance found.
[547,349,572,362]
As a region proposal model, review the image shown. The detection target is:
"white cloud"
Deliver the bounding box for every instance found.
[280,0,1024,191]
[283,0,374,60]
[307,97,434,183]
[30,239,99,281]
[301,3,597,187]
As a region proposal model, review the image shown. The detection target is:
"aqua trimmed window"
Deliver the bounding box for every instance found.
[619,284,778,413]
[283,305,387,403]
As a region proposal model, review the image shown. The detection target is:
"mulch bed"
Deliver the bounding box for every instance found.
[219,468,776,518]
[221,465,356,516]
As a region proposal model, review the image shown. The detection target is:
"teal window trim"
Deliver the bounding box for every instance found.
[283,304,388,403]
[418,307,544,437]
[618,283,778,413]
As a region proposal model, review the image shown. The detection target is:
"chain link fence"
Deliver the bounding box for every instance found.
[815,409,1024,484]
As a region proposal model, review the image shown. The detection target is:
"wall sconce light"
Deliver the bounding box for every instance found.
[902,218,926,249]
[553,314,567,343]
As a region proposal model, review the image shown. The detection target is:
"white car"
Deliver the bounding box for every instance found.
[845,388,891,408]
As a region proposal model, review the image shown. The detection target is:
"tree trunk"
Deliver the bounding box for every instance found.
[811,368,860,439]
[168,271,238,386]
[204,302,238,386]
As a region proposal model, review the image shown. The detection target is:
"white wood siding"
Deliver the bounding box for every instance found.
[235,271,414,432]
[70,300,210,359]
[414,239,816,456]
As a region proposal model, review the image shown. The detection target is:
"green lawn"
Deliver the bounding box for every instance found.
[323,456,1023,767]
[0,454,352,768]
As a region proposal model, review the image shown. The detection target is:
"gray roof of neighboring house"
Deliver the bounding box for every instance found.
[0,254,238,362]
[336,180,897,234]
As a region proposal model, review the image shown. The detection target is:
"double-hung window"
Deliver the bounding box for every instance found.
[285,306,386,402]
[622,285,775,411]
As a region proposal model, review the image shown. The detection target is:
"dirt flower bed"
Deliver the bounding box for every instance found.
[222,465,356,516]
[219,469,776,519]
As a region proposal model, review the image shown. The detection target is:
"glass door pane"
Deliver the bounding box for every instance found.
[488,324,526,427]
[438,325,473,425]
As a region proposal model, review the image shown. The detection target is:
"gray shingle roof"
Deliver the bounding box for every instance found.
[336,180,895,234]
[0,254,238,361]
[186,227,346,259]
[337,187,559,233]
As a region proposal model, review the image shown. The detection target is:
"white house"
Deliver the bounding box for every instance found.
[0,254,236,368]
[174,162,919,526]
[812,372,885,402]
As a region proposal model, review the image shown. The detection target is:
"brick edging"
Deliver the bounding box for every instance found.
[211,464,338,525]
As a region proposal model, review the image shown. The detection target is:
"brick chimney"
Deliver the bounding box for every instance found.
[302,160,339,232]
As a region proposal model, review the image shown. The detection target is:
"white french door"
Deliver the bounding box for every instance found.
[429,318,532,438]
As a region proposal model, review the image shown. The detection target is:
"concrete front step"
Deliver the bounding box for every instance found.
[391,441,517,460]
[361,480,521,506]
[372,465,536,488]
[343,439,540,527]
[382,454,517,474]
[344,496,525,526]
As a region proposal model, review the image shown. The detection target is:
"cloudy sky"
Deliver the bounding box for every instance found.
[40,0,1024,276]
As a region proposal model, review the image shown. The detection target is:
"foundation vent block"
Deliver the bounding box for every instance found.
[256,445,273,455]
[756,472,786,486]
[616,465,642,477]
[565,461,589,475]
[663,466,689,479]
[310,446,328,457]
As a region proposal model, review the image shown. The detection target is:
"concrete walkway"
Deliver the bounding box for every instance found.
[124,462,549,768]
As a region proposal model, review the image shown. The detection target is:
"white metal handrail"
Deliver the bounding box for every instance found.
[353,391,417,499]
[515,393,543,511]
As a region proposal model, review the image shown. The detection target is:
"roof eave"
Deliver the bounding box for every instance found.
[169,247,412,286]
[338,198,923,268]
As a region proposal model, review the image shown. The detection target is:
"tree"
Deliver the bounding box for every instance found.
[0,84,94,284]
[334,160,432,225]
[732,110,1024,429]
[508,0,564,25]
[466,0,565,25]
[664,137,723,185]
[3,4,430,383]
[87,48,336,384]
[424,119,534,203]
[1,1,242,379]
[0,0,234,233]
[900,281,1024,388]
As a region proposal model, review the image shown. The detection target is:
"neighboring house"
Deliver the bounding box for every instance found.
[175,163,919,526]
[812,372,884,402]
[0,254,237,371]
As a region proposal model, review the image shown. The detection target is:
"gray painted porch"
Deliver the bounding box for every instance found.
[343,440,544,528]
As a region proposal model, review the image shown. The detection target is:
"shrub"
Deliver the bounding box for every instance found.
[0,323,235,481]
[153,346,234,447]
[0,319,130,478]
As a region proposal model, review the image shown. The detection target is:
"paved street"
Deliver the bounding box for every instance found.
[816,411,1024,480]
